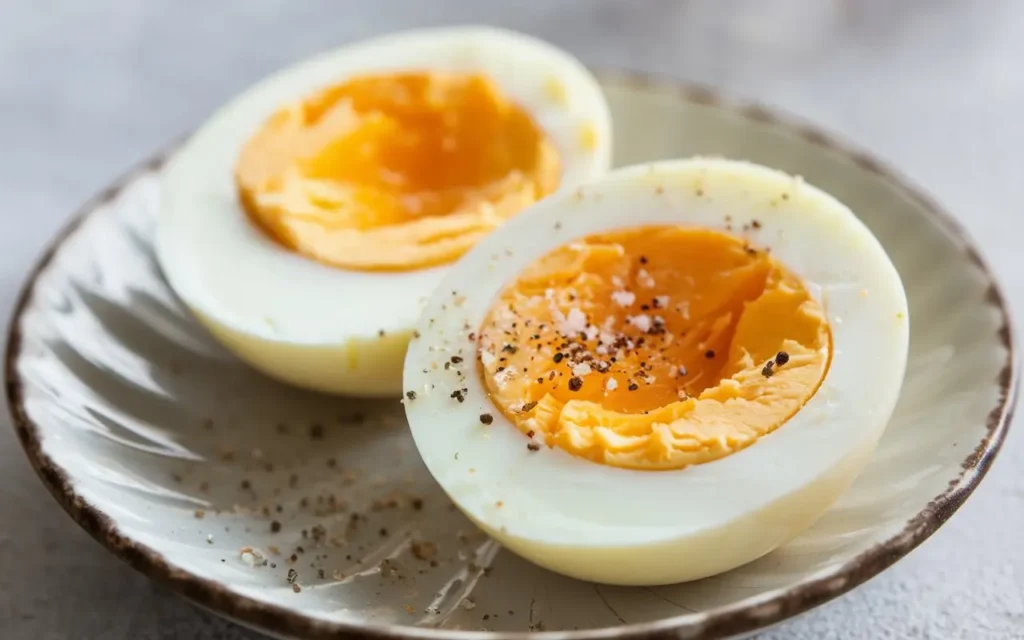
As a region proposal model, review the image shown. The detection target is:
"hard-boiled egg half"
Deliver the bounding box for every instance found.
[404,158,909,585]
[157,27,612,396]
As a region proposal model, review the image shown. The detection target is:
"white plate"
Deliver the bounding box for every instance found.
[5,72,1016,640]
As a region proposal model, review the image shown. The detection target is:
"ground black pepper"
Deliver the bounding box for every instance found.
[479,413,494,425]
[705,349,715,359]
[775,351,790,366]
[568,376,583,391]
[527,442,541,452]
[406,390,416,400]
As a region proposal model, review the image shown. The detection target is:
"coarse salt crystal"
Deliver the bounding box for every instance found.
[480,351,496,367]
[558,308,588,336]
[628,314,652,332]
[654,295,669,308]
[637,269,656,288]
[584,324,599,340]
[572,363,592,376]
[605,378,619,391]
[611,290,635,307]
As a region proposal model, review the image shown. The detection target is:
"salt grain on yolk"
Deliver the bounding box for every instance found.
[477,226,831,470]
[236,72,561,271]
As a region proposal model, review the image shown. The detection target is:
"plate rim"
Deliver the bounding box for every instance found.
[4,69,1018,640]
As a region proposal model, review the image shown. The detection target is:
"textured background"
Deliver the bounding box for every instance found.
[1,1,1022,638]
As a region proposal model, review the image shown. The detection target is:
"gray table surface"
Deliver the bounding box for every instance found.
[2,1,1022,638]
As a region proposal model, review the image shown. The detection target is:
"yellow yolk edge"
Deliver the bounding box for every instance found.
[236,72,561,272]
[478,226,831,470]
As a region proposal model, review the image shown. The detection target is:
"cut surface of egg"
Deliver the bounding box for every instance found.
[157,26,612,396]
[404,158,909,585]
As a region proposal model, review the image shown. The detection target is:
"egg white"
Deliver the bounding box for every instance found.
[157,26,612,396]
[403,158,909,585]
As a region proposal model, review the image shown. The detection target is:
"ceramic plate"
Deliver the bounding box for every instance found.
[6,72,1016,640]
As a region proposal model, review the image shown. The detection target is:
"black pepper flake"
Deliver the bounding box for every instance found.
[705,349,716,359]
[411,498,424,510]
[406,390,417,400]
[639,256,648,264]
[752,219,762,229]
[479,413,494,425]
[287,568,298,584]
[271,520,282,533]
[775,351,790,366]
[501,344,517,354]
[379,528,388,537]
[451,355,464,364]
[761,362,775,378]
[628,382,639,391]
[553,353,564,363]
[568,376,583,391]
[527,442,541,452]
[378,329,386,337]
[309,424,324,440]
[520,401,538,413]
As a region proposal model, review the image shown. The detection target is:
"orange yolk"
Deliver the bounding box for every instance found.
[236,72,561,271]
[478,226,831,470]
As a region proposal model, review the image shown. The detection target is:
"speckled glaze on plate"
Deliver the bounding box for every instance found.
[5,72,1016,640]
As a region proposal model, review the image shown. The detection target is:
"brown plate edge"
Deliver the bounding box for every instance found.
[3,70,1018,640]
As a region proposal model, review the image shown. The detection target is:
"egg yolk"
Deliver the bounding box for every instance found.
[236,72,561,271]
[478,226,831,470]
